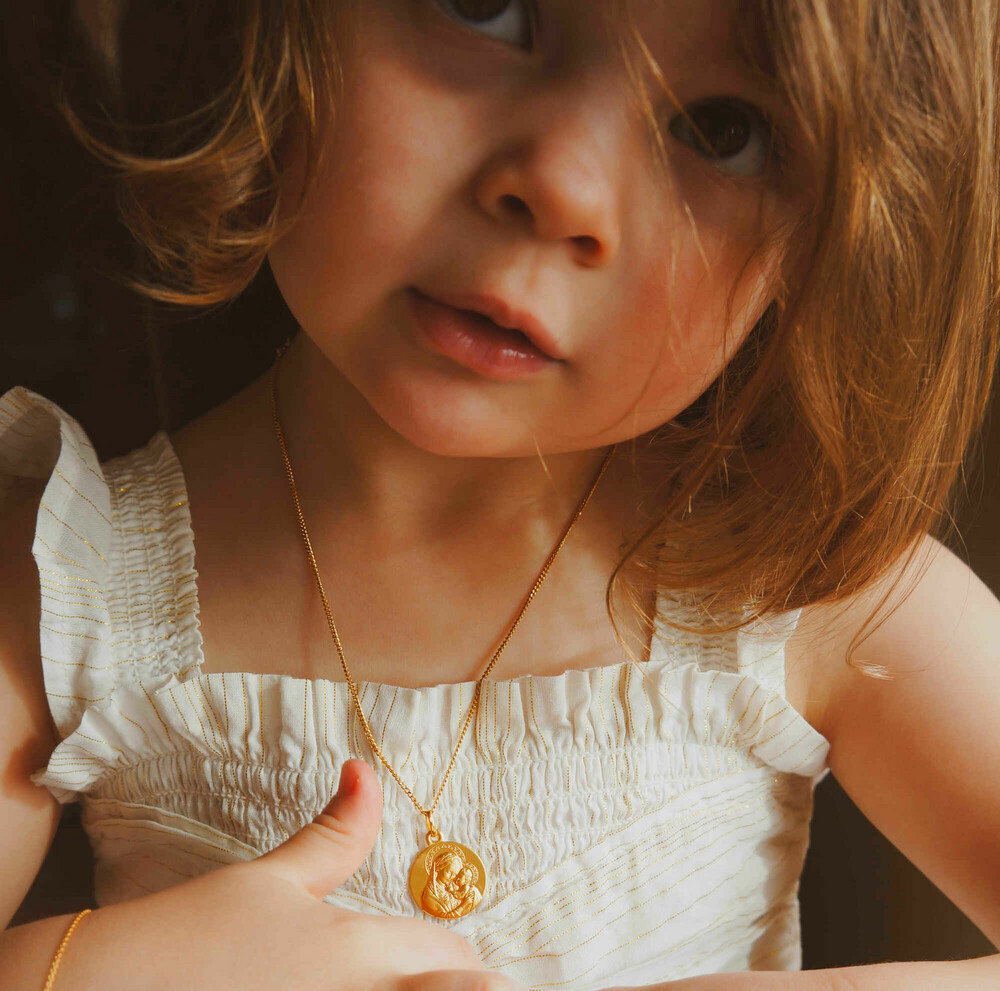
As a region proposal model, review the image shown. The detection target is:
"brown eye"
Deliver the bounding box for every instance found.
[435,0,535,49]
[668,98,776,178]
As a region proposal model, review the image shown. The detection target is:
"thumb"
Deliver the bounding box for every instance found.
[253,758,383,898]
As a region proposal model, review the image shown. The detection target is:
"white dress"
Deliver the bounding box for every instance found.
[0,385,831,991]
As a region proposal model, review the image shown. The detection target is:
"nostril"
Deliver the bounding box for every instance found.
[572,234,601,255]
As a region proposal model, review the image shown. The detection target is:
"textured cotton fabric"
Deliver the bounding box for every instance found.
[1,385,831,991]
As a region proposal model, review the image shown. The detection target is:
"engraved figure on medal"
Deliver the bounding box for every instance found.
[408,841,487,919]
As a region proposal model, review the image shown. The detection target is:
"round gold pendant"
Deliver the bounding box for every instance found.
[408,839,487,919]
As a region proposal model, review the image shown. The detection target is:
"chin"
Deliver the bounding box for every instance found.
[363,376,553,459]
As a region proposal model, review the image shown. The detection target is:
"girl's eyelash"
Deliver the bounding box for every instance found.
[432,0,537,50]
[667,97,787,182]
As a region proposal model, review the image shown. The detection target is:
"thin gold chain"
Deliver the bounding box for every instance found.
[270,342,615,836]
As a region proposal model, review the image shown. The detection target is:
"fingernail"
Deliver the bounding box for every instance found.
[337,764,355,798]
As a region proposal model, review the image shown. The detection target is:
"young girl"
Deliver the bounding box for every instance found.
[1,1,999,989]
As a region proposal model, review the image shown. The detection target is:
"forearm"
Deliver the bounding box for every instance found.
[644,952,1000,990]
[0,911,93,991]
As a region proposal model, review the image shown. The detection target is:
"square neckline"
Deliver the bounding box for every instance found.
[158,429,672,700]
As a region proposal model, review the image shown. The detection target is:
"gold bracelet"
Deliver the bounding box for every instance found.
[43,908,91,991]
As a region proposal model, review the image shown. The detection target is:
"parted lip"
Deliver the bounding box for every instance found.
[409,287,566,362]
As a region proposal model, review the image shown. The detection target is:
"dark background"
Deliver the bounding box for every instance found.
[4,0,998,970]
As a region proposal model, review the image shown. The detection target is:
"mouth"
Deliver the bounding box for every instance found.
[417,288,564,361]
[406,287,564,380]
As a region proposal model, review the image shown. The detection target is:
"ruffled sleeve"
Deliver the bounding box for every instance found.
[651,593,831,781]
[0,386,116,752]
[1,385,204,805]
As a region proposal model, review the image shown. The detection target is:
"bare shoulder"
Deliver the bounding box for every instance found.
[785,534,998,740]
[0,478,64,927]
[786,535,1000,947]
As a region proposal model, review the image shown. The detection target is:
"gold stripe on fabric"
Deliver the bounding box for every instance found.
[527,677,548,756]
[76,731,126,762]
[45,690,110,702]
[258,675,265,793]
[108,634,170,650]
[34,534,84,569]
[765,725,814,763]
[180,681,226,761]
[485,768,765,915]
[38,503,107,563]
[61,435,107,486]
[608,667,623,747]
[478,795,770,962]
[720,675,750,743]
[368,684,383,762]
[480,681,493,765]
[42,607,110,626]
[53,739,106,764]
[392,808,403,874]
[753,704,794,746]
[139,680,174,746]
[109,610,188,625]
[399,709,414,773]
[41,654,112,671]
[38,568,98,584]
[703,669,722,743]
[192,680,228,757]
[107,802,261,856]
[40,587,108,608]
[760,704,786,725]
[120,712,155,750]
[791,736,828,771]
[53,466,112,525]
[322,680,328,750]
[596,668,610,747]
[502,681,514,773]
[733,693,769,746]
[96,823,238,865]
[40,624,103,642]
[379,686,398,755]
[724,685,763,748]
[240,675,249,761]
[299,681,310,769]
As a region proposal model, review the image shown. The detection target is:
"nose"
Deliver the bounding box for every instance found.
[472,80,626,268]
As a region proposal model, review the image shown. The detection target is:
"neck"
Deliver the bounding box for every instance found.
[270,332,622,550]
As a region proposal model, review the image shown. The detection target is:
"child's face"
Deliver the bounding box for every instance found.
[269,0,804,457]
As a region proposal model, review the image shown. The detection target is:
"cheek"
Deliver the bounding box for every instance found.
[269,50,461,329]
[614,231,774,418]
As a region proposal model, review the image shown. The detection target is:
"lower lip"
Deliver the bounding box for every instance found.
[406,288,560,380]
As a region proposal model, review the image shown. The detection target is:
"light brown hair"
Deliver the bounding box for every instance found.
[65,0,1000,666]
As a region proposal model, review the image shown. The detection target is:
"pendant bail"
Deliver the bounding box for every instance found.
[422,810,441,846]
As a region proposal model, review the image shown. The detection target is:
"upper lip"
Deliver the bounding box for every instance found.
[412,287,565,361]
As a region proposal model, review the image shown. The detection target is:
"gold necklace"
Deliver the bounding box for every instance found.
[270,343,615,919]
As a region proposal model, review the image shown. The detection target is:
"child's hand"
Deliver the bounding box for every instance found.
[59,759,524,991]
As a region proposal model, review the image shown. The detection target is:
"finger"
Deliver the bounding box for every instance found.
[253,758,383,897]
